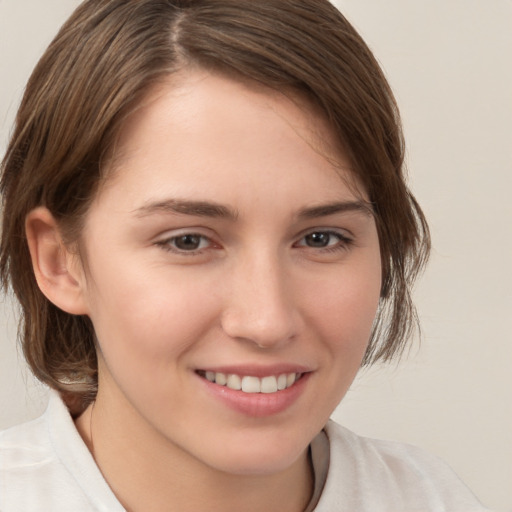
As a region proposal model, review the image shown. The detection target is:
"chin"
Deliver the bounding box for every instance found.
[198,435,310,477]
[213,452,306,477]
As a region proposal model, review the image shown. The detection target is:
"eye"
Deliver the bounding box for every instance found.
[303,232,336,248]
[156,233,212,253]
[295,230,352,251]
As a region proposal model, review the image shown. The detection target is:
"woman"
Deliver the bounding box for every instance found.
[0,0,490,510]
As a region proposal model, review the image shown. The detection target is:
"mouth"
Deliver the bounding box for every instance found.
[196,370,304,394]
[196,367,311,417]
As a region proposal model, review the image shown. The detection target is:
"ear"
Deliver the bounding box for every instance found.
[25,207,89,315]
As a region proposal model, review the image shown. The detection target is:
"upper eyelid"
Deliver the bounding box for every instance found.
[154,227,215,241]
[294,230,351,246]
[154,229,215,246]
[159,233,213,244]
[295,226,354,240]
[154,233,216,256]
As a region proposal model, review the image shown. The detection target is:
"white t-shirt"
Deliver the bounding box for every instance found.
[0,391,491,511]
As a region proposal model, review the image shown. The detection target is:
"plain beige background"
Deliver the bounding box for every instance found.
[0,1,511,510]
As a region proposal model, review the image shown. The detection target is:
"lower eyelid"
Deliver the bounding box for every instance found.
[154,234,209,251]
[296,230,352,247]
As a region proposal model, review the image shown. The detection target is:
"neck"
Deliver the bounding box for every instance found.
[75,391,314,512]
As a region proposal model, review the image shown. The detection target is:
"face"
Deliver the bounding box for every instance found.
[77,70,381,475]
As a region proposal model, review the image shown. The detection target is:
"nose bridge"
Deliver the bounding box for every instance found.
[221,246,297,348]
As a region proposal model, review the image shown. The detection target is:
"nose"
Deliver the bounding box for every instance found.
[220,253,300,349]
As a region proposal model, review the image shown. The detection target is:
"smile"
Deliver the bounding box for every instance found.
[197,371,302,394]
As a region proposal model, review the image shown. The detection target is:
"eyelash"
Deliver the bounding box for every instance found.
[155,233,213,255]
[155,229,353,256]
[294,230,353,253]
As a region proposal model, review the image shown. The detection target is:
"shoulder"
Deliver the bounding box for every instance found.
[324,419,457,477]
[0,391,123,512]
[0,397,77,511]
[0,411,53,469]
[314,420,491,512]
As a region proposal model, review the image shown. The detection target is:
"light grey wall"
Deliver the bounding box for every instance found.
[1,1,511,510]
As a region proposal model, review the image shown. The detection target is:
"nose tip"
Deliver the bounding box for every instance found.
[220,269,299,349]
[222,309,296,349]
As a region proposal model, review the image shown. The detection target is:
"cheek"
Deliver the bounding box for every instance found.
[300,267,381,377]
[84,259,220,362]
[86,265,223,417]
[293,262,381,423]
[305,259,381,336]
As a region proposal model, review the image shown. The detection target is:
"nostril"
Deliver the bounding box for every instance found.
[220,272,299,347]
[223,321,296,349]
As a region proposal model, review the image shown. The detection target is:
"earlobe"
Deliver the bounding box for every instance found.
[25,207,89,315]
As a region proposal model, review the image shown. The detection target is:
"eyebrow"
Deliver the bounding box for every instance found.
[297,200,374,219]
[134,199,239,220]
[133,198,373,221]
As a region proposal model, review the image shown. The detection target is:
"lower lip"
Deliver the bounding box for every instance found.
[198,373,311,418]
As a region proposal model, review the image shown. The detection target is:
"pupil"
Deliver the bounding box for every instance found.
[306,232,329,247]
[175,235,201,250]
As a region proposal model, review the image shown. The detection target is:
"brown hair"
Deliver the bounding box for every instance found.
[0,0,430,406]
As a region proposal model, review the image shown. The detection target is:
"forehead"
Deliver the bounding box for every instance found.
[97,69,366,208]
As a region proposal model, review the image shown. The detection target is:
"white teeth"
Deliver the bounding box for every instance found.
[242,376,261,393]
[277,374,287,391]
[226,374,242,390]
[261,376,278,394]
[215,372,227,385]
[203,371,301,394]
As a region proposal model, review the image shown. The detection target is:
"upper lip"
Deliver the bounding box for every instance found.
[195,364,312,378]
